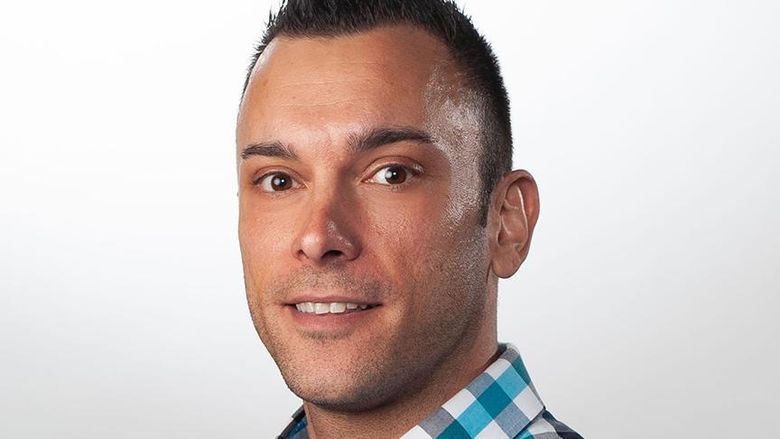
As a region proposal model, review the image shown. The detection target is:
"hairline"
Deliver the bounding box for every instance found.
[241,23,478,102]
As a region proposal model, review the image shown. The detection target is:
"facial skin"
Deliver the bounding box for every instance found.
[237,25,539,437]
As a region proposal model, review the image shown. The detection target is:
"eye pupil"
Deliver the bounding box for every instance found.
[271,174,291,190]
[383,167,407,184]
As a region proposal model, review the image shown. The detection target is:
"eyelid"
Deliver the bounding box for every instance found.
[253,168,304,193]
[364,162,424,185]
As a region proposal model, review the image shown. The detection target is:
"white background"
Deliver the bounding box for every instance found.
[1,0,778,437]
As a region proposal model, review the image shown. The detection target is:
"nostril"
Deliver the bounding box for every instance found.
[294,224,360,263]
[322,249,344,259]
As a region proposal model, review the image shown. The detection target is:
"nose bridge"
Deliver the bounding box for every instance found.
[293,177,360,264]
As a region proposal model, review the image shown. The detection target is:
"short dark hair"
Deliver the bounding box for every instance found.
[242,0,512,226]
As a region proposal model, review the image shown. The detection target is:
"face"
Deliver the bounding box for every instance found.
[236,25,495,412]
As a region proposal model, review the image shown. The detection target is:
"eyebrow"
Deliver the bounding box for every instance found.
[240,126,434,161]
[348,126,434,153]
[240,141,298,161]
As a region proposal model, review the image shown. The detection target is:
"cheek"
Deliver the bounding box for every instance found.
[382,197,487,295]
[238,199,295,288]
[365,192,465,286]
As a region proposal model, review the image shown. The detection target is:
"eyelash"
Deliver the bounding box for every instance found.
[252,170,302,194]
[252,163,423,193]
[366,163,422,183]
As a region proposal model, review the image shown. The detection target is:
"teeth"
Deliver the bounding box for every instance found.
[294,302,373,315]
[329,303,346,313]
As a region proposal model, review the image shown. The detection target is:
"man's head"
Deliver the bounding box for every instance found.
[236,0,539,414]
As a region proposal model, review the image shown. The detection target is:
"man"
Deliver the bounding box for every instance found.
[236,1,582,437]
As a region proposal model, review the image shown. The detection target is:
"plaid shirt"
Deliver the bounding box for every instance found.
[278,344,582,438]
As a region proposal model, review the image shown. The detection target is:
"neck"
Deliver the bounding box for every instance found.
[302,327,498,439]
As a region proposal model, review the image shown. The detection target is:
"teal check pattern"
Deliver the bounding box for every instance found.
[278,344,582,438]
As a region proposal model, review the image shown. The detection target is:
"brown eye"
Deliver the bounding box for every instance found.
[383,166,407,184]
[257,172,299,192]
[369,165,413,185]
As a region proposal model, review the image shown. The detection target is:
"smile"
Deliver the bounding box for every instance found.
[294,302,379,314]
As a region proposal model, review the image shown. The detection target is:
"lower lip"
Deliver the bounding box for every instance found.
[285,305,381,333]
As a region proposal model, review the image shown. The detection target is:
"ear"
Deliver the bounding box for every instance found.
[488,170,540,278]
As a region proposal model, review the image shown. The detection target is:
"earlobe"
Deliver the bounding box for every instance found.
[490,170,540,279]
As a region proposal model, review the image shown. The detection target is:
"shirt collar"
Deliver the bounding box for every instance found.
[277,343,544,439]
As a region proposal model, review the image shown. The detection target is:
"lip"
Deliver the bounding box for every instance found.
[284,303,383,334]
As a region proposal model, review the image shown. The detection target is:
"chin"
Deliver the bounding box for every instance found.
[291,383,391,413]
[282,366,399,413]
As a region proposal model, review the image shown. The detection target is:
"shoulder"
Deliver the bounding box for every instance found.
[517,410,583,439]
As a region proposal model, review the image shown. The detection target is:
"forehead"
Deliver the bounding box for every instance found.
[236,25,472,150]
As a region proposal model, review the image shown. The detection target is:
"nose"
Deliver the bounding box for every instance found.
[292,190,362,266]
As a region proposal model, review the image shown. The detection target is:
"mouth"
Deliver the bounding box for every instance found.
[290,302,381,315]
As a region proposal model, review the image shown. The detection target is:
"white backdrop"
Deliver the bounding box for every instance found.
[1,1,778,437]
